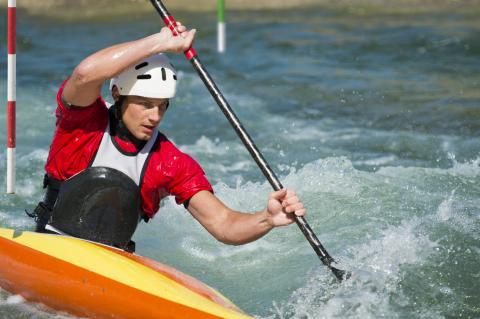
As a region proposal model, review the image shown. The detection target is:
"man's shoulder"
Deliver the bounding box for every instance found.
[154,132,181,153]
[150,133,200,167]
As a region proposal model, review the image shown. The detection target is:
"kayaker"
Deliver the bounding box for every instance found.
[28,22,306,252]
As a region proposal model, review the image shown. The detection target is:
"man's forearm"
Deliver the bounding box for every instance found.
[71,35,167,88]
[218,210,273,245]
[62,25,196,107]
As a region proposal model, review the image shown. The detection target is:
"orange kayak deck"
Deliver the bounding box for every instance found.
[0,228,253,319]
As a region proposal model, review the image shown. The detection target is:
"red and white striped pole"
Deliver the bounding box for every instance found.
[7,0,16,194]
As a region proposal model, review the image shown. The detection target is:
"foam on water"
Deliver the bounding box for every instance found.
[263,219,439,319]
[5,295,25,305]
[0,211,32,229]
[0,289,76,319]
[129,155,480,318]
[354,155,398,167]
[448,156,480,179]
[436,190,456,222]
[248,158,478,318]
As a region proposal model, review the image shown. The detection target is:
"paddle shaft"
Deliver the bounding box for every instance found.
[150,0,343,279]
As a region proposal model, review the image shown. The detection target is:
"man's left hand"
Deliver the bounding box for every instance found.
[265,189,306,227]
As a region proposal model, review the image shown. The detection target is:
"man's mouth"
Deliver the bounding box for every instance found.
[142,125,154,134]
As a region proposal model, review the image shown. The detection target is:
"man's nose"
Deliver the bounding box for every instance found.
[148,107,161,123]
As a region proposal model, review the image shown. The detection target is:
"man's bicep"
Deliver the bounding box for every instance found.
[62,72,103,108]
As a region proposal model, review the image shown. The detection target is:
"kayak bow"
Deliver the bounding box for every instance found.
[0,228,252,319]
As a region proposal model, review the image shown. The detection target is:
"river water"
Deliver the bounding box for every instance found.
[0,5,479,319]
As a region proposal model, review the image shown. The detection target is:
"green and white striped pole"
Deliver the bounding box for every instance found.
[217,0,226,53]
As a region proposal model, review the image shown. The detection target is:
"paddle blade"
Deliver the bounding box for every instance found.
[330,266,351,282]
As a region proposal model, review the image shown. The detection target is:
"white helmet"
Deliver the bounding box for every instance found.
[109,54,177,99]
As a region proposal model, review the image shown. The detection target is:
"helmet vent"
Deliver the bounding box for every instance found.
[161,68,166,81]
[112,54,177,98]
[135,62,148,70]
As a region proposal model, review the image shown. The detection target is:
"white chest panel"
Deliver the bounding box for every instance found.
[91,122,158,186]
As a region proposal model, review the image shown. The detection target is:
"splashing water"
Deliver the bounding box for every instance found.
[0,4,479,319]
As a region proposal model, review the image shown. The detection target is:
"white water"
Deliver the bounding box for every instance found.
[1,6,480,318]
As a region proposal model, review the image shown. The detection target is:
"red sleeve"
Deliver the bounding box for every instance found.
[139,137,213,217]
[168,153,213,205]
[44,80,108,180]
[55,79,107,130]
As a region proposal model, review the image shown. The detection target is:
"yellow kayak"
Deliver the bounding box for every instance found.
[0,228,253,319]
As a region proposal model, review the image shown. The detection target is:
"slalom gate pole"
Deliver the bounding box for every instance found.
[7,0,16,194]
[217,0,226,53]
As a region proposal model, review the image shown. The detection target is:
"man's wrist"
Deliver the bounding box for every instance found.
[259,209,275,230]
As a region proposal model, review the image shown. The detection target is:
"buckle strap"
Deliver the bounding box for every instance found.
[43,174,63,190]
[26,202,53,232]
[121,240,136,253]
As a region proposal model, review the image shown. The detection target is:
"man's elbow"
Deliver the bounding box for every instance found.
[71,63,94,87]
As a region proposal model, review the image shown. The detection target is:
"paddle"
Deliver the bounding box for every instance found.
[149,0,349,281]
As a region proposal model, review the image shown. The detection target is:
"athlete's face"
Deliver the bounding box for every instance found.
[121,95,169,140]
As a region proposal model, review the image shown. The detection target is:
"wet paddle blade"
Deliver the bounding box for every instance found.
[330,266,351,281]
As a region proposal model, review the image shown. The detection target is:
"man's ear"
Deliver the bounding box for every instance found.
[111,85,121,102]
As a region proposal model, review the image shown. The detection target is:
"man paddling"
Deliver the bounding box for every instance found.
[29,22,306,251]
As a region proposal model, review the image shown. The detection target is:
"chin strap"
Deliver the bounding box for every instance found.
[109,99,147,149]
